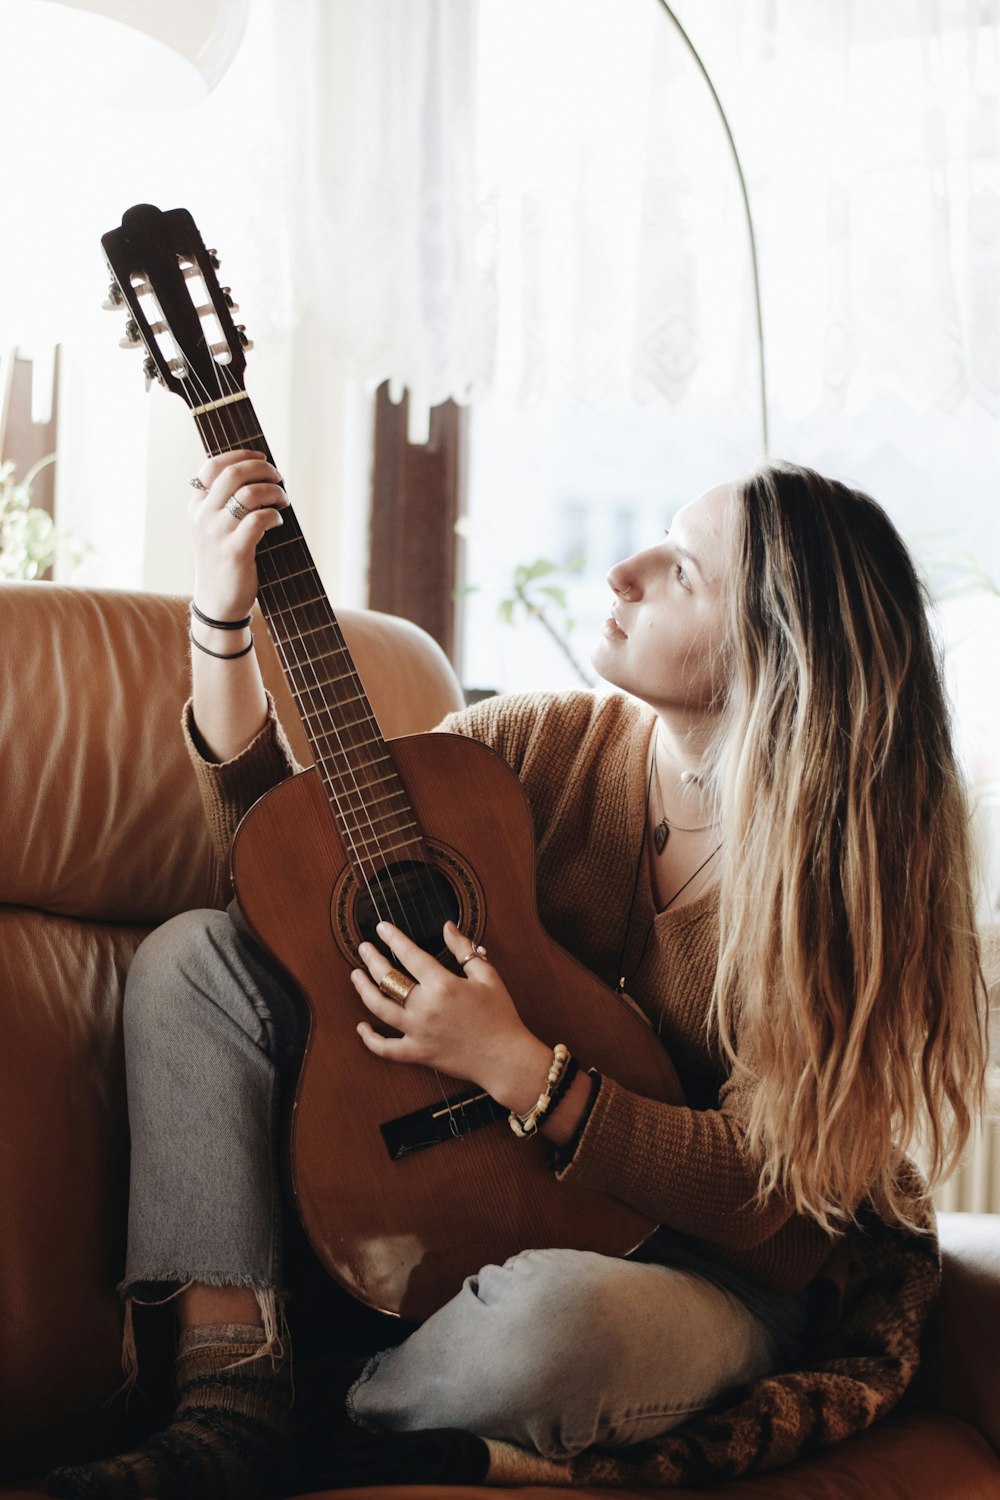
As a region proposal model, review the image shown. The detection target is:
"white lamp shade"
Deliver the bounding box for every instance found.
[33,0,250,108]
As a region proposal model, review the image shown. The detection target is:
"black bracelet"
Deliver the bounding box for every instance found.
[543,1055,580,1125]
[547,1068,602,1172]
[190,601,253,631]
[189,628,254,660]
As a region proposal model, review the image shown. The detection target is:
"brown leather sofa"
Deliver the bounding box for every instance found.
[1,579,998,1499]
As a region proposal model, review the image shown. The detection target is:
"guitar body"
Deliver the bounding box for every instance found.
[232,730,682,1322]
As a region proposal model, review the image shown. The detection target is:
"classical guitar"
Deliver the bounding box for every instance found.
[101,203,683,1322]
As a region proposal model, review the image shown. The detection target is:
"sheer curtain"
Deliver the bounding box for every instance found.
[5,0,998,437]
[6,0,998,480]
[266,0,1000,433]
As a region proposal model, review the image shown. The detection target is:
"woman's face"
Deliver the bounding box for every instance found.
[592,482,734,720]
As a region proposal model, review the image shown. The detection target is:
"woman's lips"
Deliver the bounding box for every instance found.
[602,613,628,641]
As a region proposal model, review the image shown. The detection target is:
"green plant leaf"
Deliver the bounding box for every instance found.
[522,558,560,581]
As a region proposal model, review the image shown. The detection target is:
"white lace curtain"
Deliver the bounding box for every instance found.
[3,0,998,430]
[263,0,1000,431]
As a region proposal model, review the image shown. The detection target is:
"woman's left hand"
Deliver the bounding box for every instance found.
[352,919,550,1109]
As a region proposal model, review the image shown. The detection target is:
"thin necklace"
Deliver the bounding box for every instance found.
[651,726,720,855]
[614,739,724,995]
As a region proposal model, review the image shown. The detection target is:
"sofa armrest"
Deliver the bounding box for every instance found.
[910,1212,1000,1456]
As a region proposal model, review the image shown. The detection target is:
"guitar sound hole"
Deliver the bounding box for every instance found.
[354,860,460,965]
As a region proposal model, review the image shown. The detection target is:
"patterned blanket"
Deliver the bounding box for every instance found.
[485,1184,940,1489]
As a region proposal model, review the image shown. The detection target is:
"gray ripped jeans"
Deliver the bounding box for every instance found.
[121,904,777,1460]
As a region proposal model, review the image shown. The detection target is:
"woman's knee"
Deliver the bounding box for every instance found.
[474,1249,630,1389]
[123,908,258,1052]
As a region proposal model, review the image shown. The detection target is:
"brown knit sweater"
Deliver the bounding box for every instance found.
[184,686,836,1295]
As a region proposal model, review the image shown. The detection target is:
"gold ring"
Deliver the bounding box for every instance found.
[226,496,250,521]
[460,944,488,968]
[378,967,417,1004]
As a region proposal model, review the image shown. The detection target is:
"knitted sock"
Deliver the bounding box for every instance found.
[45,1323,292,1500]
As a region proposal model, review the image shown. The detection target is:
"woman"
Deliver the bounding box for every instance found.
[48,455,988,1499]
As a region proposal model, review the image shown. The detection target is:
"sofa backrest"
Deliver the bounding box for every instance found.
[0,582,465,924]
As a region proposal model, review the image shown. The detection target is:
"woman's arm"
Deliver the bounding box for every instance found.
[187,448,289,761]
[554,1065,842,1290]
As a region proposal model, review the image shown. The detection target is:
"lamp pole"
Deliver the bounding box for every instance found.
[654,1,769,458]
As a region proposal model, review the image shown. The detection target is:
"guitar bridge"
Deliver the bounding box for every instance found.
[380,1088,507,1160]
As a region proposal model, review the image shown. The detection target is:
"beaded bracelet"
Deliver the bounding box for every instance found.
[543,1054,580,1126]
[189,629,255,661]
[508,1043,572,1138]
[190,601,253,631]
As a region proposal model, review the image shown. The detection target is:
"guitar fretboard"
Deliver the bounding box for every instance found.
[194,404,429,882]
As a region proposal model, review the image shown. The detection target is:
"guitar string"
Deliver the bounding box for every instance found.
[169,299,464,1133]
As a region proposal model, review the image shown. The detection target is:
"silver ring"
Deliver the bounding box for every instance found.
[378,968,417,1004]
[460,944,488,968]
[226,496,250,522]
[189,476,207,491]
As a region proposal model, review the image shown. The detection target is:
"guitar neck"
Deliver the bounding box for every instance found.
[193,402,428,880]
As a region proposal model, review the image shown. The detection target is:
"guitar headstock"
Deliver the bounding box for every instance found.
[101,204,252,405]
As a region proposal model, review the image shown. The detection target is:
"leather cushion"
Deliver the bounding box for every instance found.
[0,909,141,1476]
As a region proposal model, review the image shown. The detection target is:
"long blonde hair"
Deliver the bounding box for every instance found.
[712,459,988,1234]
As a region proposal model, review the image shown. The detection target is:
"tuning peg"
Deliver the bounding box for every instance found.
[119,318,143,349]
[235,324,253,351]
[221,286,239,311]
[142,356,164,391]
[102,280,125,310]
[207,248,221,270]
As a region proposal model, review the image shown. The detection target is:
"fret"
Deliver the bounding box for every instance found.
[278,621,347,647]
[260,543,302,561]
[306,713,377,738]
[322,754,393,783]
[337,786,408,814]
[296,686,367,710]
[317,730,384,752]
[269,594,328,616]
[340,829,424,858]
[260,565,317,586]
[294,667,361,692]
[205,431,265,455]
[346,806,419,833]
[324,768,398,793]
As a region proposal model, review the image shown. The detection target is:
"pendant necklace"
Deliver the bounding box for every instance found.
[614,732,724,998]
[651,725,720,855]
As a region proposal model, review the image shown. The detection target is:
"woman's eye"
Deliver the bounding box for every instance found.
[674,563,691,590]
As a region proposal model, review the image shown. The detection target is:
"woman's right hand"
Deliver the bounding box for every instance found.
[188,449,290,621]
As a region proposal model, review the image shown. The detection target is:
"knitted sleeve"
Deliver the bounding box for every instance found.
[554,1062,839,1291]
[182,691,303,870]
[435,690,588,775]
